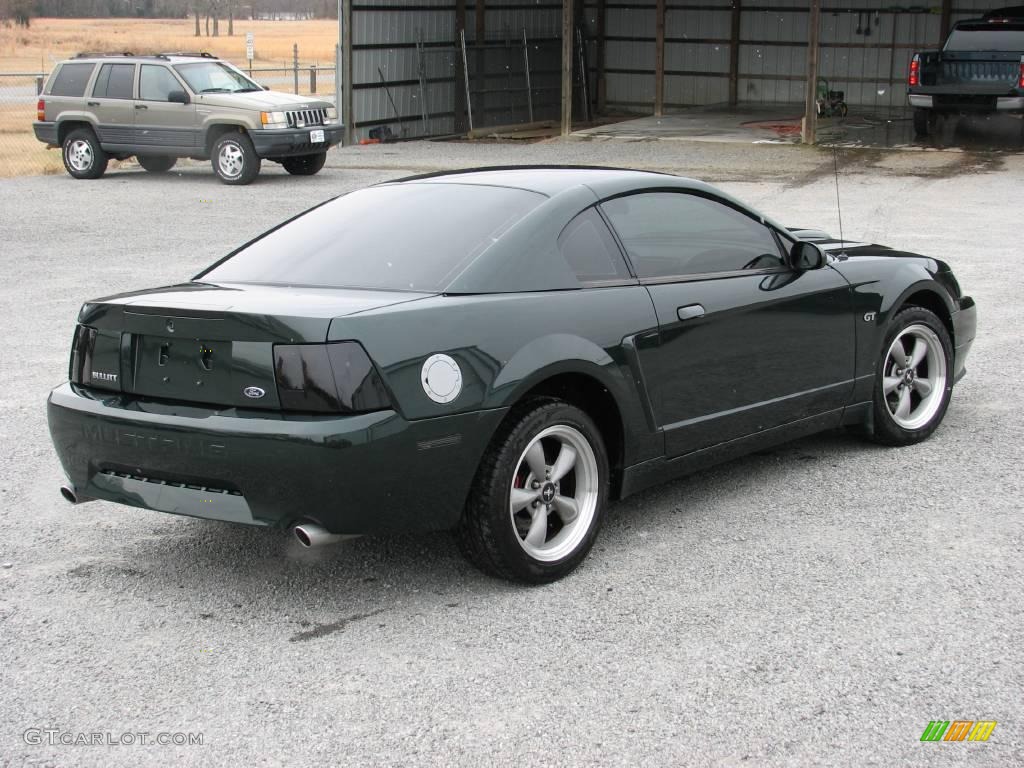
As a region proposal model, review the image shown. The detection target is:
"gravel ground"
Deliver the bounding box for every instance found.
[0,139,1021,768]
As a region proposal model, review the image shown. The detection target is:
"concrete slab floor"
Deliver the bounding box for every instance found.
[574,103,1024,153]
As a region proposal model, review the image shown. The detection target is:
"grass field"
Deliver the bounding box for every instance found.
[0,17,339,177]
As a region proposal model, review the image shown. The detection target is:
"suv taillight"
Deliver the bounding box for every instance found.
[909,55,920,87]
[1019,59,1024,88]
[273,341,392,414]
[36,98,45,121]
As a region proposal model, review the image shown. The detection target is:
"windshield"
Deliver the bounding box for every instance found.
[173,62,261,93]
[197,183,547,292]
[945,25,1024,51]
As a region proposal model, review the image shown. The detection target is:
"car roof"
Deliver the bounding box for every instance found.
[388,166,690,197]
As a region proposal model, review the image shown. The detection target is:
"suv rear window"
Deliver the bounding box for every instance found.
[50,63,95,97]
[198,183,546,292]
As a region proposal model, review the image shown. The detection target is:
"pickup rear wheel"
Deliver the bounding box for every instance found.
[912,108,935,137]
[62,127,108,180]
[137,155,177,173]
[456,401,609,583]
[211,132,260,185]
[282,152,327,176]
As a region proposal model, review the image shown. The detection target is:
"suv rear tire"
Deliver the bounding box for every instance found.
[282,152,327,176]
[137,155,177,173]
[62,127,108,180]
[211,132,260,185]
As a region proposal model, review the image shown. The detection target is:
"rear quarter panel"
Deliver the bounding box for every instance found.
[328,287,664,468]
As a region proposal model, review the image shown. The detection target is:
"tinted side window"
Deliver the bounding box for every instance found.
[601,192,785,279]
[139,65,181,101]
[92,64,135,99]
[558,208,632,284]
[50,63,96,97]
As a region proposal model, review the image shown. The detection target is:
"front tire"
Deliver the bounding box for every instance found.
[211,132,260,185]
[868,307,953,446]
[62,128,108,180]
[282,152,327,176]
[137,155,177,173]
[456,401,609,584]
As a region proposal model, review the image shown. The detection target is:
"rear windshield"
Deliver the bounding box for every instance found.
[945,25,1024,51]
[50,63,95,97]
[198,183,546,292]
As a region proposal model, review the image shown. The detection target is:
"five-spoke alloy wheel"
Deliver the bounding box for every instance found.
[870,307,953,445]
[458,401,609,583]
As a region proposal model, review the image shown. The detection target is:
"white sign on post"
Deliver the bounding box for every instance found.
[245,32,254,62]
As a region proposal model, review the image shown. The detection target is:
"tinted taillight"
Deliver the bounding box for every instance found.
[69,324,96,385]
[909,55,920,87]
[36,98,45,121]
[273,342,391,414]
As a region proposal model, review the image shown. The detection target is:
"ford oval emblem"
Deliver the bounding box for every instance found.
[243,386,266,399]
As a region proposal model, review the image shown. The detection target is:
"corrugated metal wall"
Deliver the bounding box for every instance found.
[584,1,992,116]
[348,1,1007,137]
[350,0,563,141]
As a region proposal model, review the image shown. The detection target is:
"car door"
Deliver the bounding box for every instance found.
[88,62,135,147]
[601,191,855,458]
[134,64,197,151]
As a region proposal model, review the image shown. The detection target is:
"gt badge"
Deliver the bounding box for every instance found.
[421,354,462,404]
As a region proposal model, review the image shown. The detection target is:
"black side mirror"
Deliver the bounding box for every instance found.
[791,241,826,271]
[167,90,190,105]
[262,84,270,91]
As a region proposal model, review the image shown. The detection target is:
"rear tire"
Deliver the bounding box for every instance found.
[211,132,260,185]
[456,401,609,583]
[282,152,327,176]
[913,108,934,137]
[62,127,108,180]
[137,155,177,173]
[867,307,954,446]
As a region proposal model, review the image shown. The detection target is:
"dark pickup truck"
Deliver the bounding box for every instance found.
[907,7,1024,136]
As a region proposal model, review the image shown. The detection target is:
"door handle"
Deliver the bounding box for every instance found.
[86,101,100,106]
[677,304,706,322]
[134,104,148,110]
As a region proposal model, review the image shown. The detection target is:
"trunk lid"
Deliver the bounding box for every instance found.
[78,282,432,409]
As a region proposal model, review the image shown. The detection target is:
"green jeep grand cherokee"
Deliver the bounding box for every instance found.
[33,52,343,185]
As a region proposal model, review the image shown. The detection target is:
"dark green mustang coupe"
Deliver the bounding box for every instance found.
[48,167,977,582]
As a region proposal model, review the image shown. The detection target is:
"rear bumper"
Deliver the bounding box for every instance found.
[48,383,506,533]
[952,296,977,383]
[33,121,58,146]
[907,93,1024,113]
[249,125,344,158]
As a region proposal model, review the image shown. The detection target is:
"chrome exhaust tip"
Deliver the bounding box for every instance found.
[60,484,94,505]
[292,522,347,548]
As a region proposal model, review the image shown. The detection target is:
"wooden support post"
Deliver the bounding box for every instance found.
[596,0,606,113]
[802,0,821,145]
[454,0,467,133]
[654,0,665,115]
[939,0,953,42]
[728,0,741,106]
[561,0,573,135]
[341,0,353,145]
[475,0,485,126]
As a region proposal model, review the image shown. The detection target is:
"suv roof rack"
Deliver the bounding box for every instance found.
[73,51,135,59]
[158,51,218,59]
